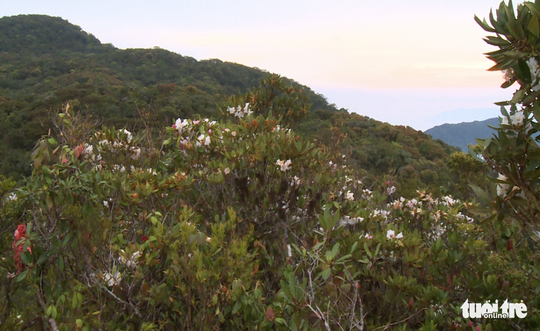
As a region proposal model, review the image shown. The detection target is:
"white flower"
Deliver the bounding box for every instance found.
[510,110,525,128]
[83,144,93,156]
[387,230,403,239]
[441,196,455,206]
[8,193,17,201]
[527,57,539,82]
[131,147,141,159]
[345,190,354,201]
[501,116,510,126]
[387,186,396,195]
[224,167,230,175]
[173,118,189,133]
[120,129,132,143]
[276,159,292,172]
[365,233,373,240]
[127,252,141,268]
[99,139,110,148]
[103,271,122,287]
[502,68,514,83]
[497,173,511,198]
[497,185,507,197]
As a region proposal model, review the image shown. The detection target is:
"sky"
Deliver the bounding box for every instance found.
[3,0,517,131]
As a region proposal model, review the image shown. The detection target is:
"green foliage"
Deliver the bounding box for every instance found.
[1,75,537,330]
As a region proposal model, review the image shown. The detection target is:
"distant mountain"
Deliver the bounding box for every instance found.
[424,118,499,151]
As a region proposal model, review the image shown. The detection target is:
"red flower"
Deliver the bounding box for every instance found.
[142,235,149,243]
[12,224,31,274]
[14,224,26,240]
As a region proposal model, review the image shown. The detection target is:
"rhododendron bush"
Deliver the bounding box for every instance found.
[1,7,540,327]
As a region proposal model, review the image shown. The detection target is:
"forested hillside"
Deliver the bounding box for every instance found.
[0,14,462,197]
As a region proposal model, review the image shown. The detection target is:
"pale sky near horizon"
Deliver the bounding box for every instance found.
[3,0,517,130]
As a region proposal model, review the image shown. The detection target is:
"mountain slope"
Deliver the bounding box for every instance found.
[424,118,499,151]
[0,14,462,199]
[0,15,339,177]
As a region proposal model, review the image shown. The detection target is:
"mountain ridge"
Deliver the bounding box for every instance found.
[424,117,499,151]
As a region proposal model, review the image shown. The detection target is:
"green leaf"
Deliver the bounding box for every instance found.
[232,301,242,314]
[16,269,29,282]
[72,293,79,309]
[511,89,525,103]
[320,268,331,281]
[20,251,32,264]
[364,242,372,259]
[289,317,299,331]
[525,2,540,18]
[46,305,52,317]
[475,15,496,32]
[275,317,286,325]
[37,253,48,265]
[529,14,540,35]
[62,233,72,247]
[57,256,64,272]
[469,184,492,204]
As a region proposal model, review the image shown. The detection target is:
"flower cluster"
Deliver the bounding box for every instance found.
[7,192,17,202]
[339,215,363,227]
[276,159,292,172]
[227,103,252,118]
[103,270,122,287]
[171,118,219,153]
[119,251,141,269]
[81,129,141,169]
